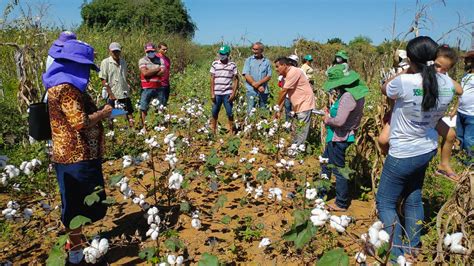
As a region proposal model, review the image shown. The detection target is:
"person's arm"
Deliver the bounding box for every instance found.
[210,74,216,103]
[61,88,112,130]
[383,75,404,100]
[99,60,115,100]
[230,74,239,102]
[139,58,165,78]
[273,87,288,119]
[324,93,356,127]
[452,79,463,95]
[381,69,407,96]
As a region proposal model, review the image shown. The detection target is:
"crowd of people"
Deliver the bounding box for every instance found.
[41,31,473,264]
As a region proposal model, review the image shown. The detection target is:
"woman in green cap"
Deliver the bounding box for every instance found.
[301,54,314,85]
[320,64,368,211]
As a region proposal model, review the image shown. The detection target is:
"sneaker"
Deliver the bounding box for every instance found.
[68,249,84,264]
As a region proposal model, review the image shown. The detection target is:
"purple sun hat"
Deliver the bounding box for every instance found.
[48,31,77,56]
[51,39,99,71]
[53,31,77,46]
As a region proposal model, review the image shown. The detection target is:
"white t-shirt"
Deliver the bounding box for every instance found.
[458,73,474,115]
[386,73,454,158]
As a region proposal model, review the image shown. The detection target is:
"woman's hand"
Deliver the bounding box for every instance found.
[101,105,113,119]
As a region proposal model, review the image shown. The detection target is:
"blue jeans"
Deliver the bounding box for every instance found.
[246,92,269,114]
[139,86,170,111]
[321,141,352,209]
[284,98,292,121]
[376,149,437,259]
[456,111,474,158]
[55,159,107,227]
[211,94,233,119]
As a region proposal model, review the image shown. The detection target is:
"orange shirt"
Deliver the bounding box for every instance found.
[48,84,104,163]
[283,66,316,113]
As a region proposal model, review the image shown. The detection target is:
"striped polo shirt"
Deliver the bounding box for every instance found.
[210,60,238,95]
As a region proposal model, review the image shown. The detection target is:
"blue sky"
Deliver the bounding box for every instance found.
[2,0,473,49]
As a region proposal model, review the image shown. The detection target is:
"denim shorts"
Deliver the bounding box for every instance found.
[139,87,170,111]
[211,94,233,119]
[55,159,107,228]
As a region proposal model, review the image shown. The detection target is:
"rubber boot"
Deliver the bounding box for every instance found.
[227,118,235,135]
[210,118,217,134]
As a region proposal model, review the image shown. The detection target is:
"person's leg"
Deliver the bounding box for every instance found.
[435,120,457,178]
[332,142,352,209]
[378,122,391,155]
[376,154,407,259]
[162,86,170,106]
[246,93,256,115]
[284,97,292,121]
[402,149,436,255]
[258,93,269,110]
[456,112,465,149]
[121,98,135,128]
[222,94,234,134]
[106,98,116,130]
[292,110,312,147]
[156,87,167,108]
[462,113,474,158]
[139,89,153,130]
[211,95,223,134]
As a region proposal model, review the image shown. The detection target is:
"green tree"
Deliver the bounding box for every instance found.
[80,0,196,38]
[349,35,372,46]
[327,37,345,45]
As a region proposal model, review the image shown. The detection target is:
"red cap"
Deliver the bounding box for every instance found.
[144,42,156,52]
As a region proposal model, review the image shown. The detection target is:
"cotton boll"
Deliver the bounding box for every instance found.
[23,208,33,219]
[98,238,109,256]
[378,230,390,243]
[310,216,326,226]
[397,255,407,266]
[371,221,384,231]
[120,182,128,193]
[330,215,341,225]
[311,208,325,216]
[450,232,463,246]
[368,227,380,246]
[176,255,184,265]
[330,220,345,232]
[151,230,159,240]
[168,254,177,265]
[340,215,351,227]
[191,218,201,229]
[355,252,366,263]
[450,244,467,254]
[443,233,452,247]
[360,233,368,242]
[91,238,99,249]
[258,238,271,248]
[305,188,317,200]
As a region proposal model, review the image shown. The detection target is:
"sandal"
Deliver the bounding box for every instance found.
[435,169,460,182]
[327,203,347,212]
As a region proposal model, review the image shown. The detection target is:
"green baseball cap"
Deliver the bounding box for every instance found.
[218,45,231,55]
[304,54,313,61]
[335,50,349,60]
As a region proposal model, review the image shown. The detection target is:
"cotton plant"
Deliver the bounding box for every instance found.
[254,185,264,199]
[444,232,468,254]
[288,143,305,156]
[396,255,413,266]
[250,147,259,155]
[140,152,150,161]
[165,154,178,169]
[305,188,317,200]
[276,138,286,149]
[83,238,109,264]
[245,182,254,195]
[319,155,329,164]
[354,252,367,264]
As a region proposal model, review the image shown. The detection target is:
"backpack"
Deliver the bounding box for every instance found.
[28,92,52,141]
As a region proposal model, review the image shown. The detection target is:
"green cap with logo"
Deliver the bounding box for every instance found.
[304,54,313,61]
[218,45,231,55]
